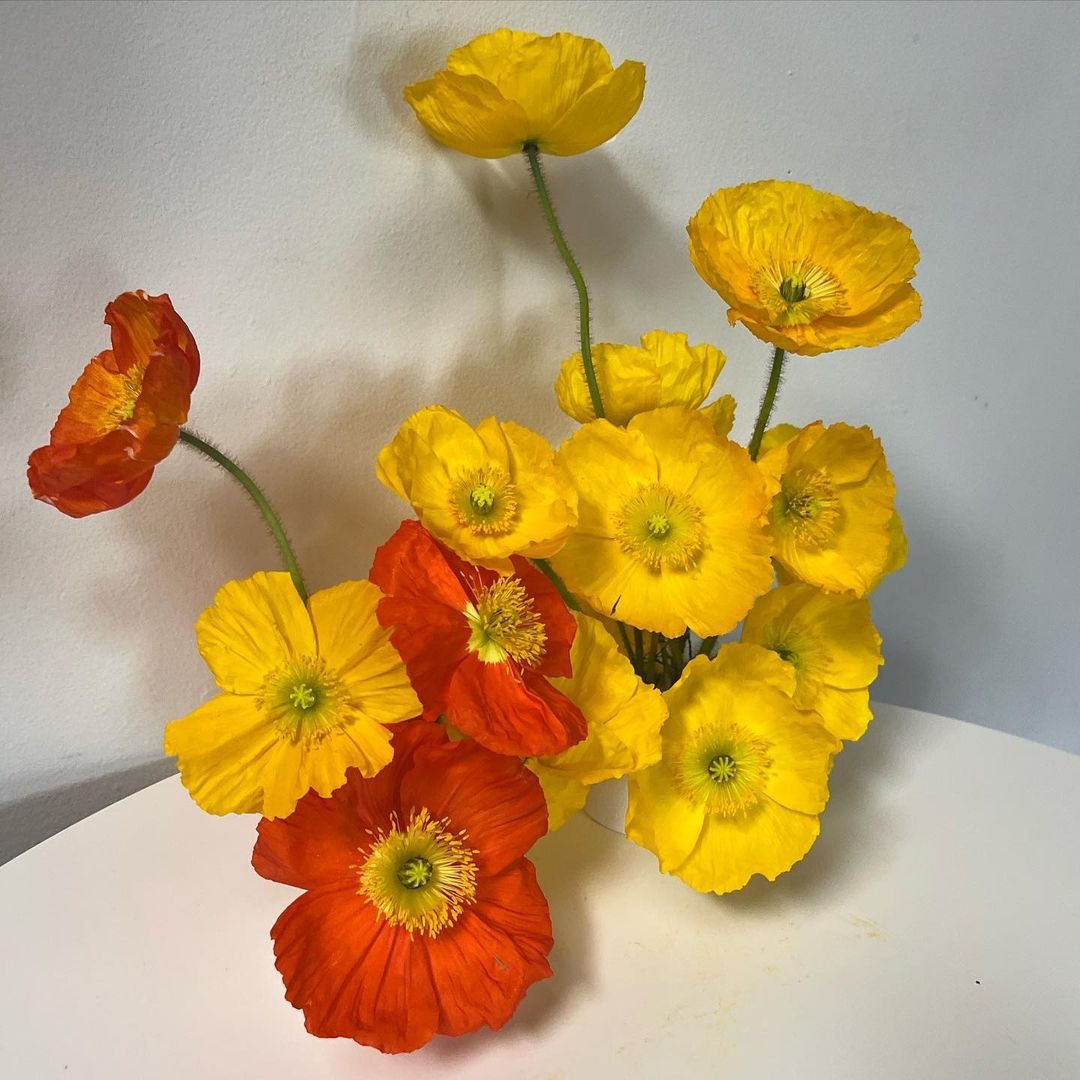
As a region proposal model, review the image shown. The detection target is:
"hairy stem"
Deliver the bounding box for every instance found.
[523,143,604,419]
[178,428,308,602]
[747,346,787,461]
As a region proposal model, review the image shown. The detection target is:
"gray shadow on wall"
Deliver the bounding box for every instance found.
[0,758,173,865]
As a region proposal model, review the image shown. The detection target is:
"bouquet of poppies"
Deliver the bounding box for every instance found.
[27,29,918,1055]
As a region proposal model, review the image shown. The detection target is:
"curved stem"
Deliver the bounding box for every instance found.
[747,346,787,461]
[178,428,308,603]
[523,143,604,420]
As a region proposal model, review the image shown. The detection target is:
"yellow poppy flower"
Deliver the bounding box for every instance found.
[554,330,726,426]
[376,405,578,569]
[404,29,646,158]
[759,421,896,596]
[164,573,420,819]
[627,644,840,895]
[550,407,773,638]
[688,180,920,355]
[528,615,667,830]
[742,583,883,740]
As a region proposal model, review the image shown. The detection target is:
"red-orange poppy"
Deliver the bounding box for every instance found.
[369,520,587,757]
[253,720,553,1054]
[27,291,200,517]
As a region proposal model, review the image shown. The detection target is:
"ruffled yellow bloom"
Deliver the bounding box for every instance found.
[164,573,421,819]
[404,29,645,158]
[555,330,726,426]
[742,583,883,740]
[627,644,840,894]
[760,421,896,596]
[688,180,920,355]
[529,615,666,830]
[551,407,773,638]
[377,405,578,569]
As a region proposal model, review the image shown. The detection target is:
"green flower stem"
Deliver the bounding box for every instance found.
[178,427,308,603]
[532,558,579,612]
[747,346,787,461]
[523,143,604,420]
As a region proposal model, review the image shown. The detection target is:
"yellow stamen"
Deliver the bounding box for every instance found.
[464,575,547,666]
[450,464,518,535]
[775,468,841,547]
[616,484,705,571]
[755,259,848,326]
[259,657,347,743]
[676,722,772,817]
[356,809,478,937]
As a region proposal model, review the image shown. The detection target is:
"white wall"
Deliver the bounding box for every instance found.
[2,0,1078,862]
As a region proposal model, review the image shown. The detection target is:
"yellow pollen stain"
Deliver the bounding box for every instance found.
[464,575,546,666]
[356,808,478,937]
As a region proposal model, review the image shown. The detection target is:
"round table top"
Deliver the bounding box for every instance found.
[2,704,1078,1079]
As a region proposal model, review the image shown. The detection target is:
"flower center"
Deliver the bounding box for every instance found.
[676,722,772,817]
[779,276,808,304]
[259,656,347,743]
[397,856,433,889]
[616,484,705,571]
[356,808,478,937]
[451,464,518,535]
[95,362,147,434]
[774,468,841,547]
[708,754,738,783]
[464,575,547,666]
[755,260,847,326]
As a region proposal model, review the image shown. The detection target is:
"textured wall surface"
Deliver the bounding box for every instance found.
[2,0,1079,862]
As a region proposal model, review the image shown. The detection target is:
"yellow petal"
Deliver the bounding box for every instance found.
[258,724,394,820]
[528,763,589,831]
[626,761,707,873]
[195,572,314,695]
[539,615,666,785]
[164,694,275,816]
[811,685,875,741]
[711,642,797,696]
[701,394,736,438]
[308,579,421,726]
[673,797,821,895]
[540,59,646,156]
[403,71,530,158]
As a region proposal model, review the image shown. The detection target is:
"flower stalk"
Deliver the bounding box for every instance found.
[524,143,605,420]
[747,346,787,461]
[178,428,308,602]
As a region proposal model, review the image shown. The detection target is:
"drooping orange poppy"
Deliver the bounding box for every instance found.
[27,291,200,517]
[369,520,587,757]
[253,720,553,1054]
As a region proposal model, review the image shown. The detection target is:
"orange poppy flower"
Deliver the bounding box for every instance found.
[369,520,587,757]
[253,720,553,1054]
[27,291,199,517]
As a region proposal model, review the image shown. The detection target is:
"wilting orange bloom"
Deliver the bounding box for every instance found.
[253,721,553,1054]
[27,291,200,517]
[370,520,587,757]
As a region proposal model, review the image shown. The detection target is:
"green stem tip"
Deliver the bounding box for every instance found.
[178,427,308,603]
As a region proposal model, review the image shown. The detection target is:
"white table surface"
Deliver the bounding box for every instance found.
[2,704,1078,1079]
